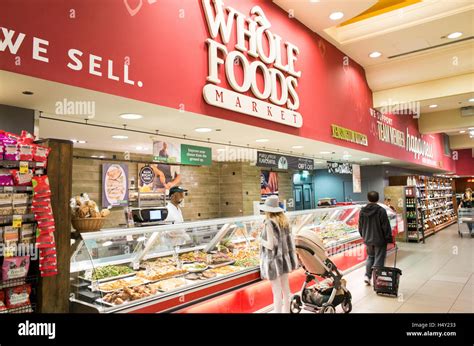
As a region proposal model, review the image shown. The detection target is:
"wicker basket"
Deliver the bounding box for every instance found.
[71,217,105,232]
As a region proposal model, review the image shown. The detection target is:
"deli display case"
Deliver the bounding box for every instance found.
[69,204,399,313]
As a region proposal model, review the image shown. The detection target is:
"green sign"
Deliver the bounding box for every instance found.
[180,144,212,166]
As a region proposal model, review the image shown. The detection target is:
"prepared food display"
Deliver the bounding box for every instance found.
[185,271,217,280]
[102,285,158,306]
[88,265,134,281]
[97,277,148,292]
[136,266,187,281]
[182,262,208,273]
[150,278,186,292]
[179,251,207,263]
[208,265,242,275]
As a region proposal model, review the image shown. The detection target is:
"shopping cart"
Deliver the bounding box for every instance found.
[458,207,474,238]
[372,246,402,297]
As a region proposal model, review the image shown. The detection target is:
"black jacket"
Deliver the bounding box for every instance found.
[358,203,393,246]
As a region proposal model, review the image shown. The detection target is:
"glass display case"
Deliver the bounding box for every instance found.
[70,204,398,313]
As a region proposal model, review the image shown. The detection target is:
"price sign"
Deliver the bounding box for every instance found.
[19,161,29,174]
[12,215,22,228]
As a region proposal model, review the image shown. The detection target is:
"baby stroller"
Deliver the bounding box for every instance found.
[290,228,352,314]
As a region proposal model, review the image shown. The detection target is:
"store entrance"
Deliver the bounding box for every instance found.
[294,183,314,210]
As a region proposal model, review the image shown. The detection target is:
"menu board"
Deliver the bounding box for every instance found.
[102,163,129,207]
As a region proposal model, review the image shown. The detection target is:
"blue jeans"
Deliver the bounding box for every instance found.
[365,245,387,277]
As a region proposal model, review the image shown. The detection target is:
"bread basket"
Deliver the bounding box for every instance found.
[71,217,105,232]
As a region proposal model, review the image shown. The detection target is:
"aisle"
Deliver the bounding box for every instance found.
[269,224,473,313]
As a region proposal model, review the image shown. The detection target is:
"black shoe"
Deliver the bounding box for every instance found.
[364,275,371,285]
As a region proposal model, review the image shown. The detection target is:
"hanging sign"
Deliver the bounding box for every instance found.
[181,144,212,166]
[202,0,303,128]
[352,164,361,193]
[257,151,314,170]
[102,164,129,208]
[327,161,352,174]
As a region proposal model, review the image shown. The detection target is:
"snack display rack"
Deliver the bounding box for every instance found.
[0,164,40,313]
[69,204,399,313]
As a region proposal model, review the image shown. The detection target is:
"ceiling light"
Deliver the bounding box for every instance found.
[256,139,269,143]
[429,104,438,108]
[292,145,304,149]
[382,161,391,164]
[22,91,34,95]
[320,151,331,154]
[91,155,98,158]
[195,128,212,133]
[112,135,128,139]
[71,139,87,144]
[329,12,344,20]
[459,130,466,134]
[469,130,474,136]
[120,113,143,120]
[361,158,370,161]
[468,98,474,102]
[310,0,320,3]
[447,32,462,39]
[369,51,382,58]
[99,155,105,159]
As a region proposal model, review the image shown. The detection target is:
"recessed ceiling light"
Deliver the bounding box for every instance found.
[195,128,213,133]
[320,151,331,154]
[22,91,34,95]
[329,12,344,20]
[310,0,320,2]
[91,155,99,158]
[120,113,143,120]
[369,51,382,58]
[361,158,370,161]
[99,155,105,159]
[459,130,466,134]
[429,104,438,108]
[112,135,128,139]
[382,161,391,164]
[256,139,269,143]
[292,145,304,149]
[447,32,463,39]
[468,98,474,102]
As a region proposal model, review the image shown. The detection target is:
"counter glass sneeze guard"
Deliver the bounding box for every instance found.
[70,204,396,313]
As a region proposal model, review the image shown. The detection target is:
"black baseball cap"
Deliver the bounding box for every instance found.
[169,186,187,197]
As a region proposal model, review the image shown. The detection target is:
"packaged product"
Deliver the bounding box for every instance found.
[17,143,34,161]
[20,131,35,144]
[32,176,51,198]
[12,206,29,215]
[33,212,54,222]
[12,193,29,204]
[0,142,3,160]
[2,256,30,280]
[5,284,31,309]
[0,206,13,216]
[0,173,13,186]
[20,223,35,244]
[32,145,50,162]
[0,193,12,205]
[0,290,6,312]
[11,169,33,186]
[3,141,19,161]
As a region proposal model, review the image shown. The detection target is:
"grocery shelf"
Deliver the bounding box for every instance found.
[0,186,33,193]
[0,160,46,168]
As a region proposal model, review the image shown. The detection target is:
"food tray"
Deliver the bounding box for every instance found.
[208,260,235,268]
[88,276,150,293]
[79,272,136,284]
[182,263,209,273]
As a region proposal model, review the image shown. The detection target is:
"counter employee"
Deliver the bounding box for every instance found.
[165,186,187,224]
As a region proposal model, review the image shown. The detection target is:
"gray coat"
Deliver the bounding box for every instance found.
[259,219,298,281]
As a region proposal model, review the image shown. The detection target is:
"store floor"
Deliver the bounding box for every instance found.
[268,224,473,313]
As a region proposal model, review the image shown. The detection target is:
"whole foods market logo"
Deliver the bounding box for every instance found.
[139,166,154,185]
[202,0,303,128]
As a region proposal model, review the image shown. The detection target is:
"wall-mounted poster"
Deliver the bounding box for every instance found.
[153,141,181,163]
[102,163,129,208]
[352,164,361,193]
[138,163,181,192]
[261,171,278,197]
[327,161,352,174]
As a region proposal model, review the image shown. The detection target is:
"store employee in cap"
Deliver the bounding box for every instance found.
[165,186,188,224]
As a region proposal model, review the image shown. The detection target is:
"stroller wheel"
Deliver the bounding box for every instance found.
[321,305,335,314]
[290,295,302,314]
[341,299,352,314]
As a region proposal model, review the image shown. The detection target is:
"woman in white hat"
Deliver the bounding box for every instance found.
[259,195,298,313]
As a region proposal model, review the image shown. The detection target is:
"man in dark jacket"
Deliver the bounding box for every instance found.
[359,191,393,285]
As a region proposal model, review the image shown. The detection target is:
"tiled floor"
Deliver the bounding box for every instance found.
[270,224,473,313]
[346,224,473,313]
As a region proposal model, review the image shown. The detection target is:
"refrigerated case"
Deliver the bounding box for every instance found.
[69,204,399,313]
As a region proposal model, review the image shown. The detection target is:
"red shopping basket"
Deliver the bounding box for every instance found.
[372,246,402,297]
